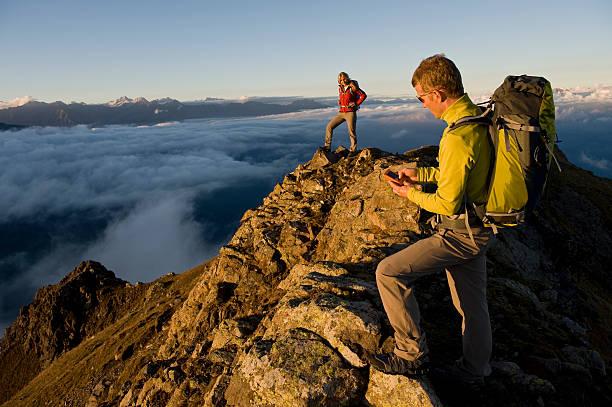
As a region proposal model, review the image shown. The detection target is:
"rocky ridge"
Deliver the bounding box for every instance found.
[1,146,610,406]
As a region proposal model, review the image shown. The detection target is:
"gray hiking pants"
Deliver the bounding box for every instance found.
[375,227,494,376]
[325,111,357,151]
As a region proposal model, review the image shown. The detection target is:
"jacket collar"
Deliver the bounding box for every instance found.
[440,93,477,126]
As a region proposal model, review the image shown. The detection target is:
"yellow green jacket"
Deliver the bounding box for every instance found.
[406,94,491,216]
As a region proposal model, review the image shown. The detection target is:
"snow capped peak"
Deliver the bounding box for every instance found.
[107,96,131,106]
[152,97,180,105]
[0,96,36,110]
[106,96,150,107]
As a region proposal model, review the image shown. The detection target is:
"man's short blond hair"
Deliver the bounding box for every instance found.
[411,54,464,98]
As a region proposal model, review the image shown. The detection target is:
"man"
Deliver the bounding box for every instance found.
[324,72,367,152]
[369,54,494,385]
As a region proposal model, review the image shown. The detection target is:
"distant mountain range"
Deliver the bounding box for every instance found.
[0,96,326,128]
[4,85,608,130]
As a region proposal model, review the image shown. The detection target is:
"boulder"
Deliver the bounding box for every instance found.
[271,263,383,367]
[366,369,442,407]
[225,328,365,406]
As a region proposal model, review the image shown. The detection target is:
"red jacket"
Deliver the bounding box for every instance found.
[338,81,367,112]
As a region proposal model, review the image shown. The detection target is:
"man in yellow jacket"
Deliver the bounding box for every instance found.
[369,54,494,385]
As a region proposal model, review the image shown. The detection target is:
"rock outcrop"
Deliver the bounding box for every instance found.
[0,261,142,403]
[1,146,610,406]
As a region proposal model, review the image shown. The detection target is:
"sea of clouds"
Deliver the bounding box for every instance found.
[1,88,611,335]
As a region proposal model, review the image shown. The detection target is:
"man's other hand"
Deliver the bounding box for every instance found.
[390,182,411,198]
[387,180,422,198]
[398,168,419,183]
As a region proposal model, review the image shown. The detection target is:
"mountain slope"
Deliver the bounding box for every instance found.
[1,146,610,406]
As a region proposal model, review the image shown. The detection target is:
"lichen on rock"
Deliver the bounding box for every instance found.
[226,328,366,406]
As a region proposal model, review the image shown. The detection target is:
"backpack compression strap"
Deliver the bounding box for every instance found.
[498,116,562,172]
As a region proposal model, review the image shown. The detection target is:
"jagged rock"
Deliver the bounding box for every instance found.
[5,260,128,363]
[2,147,612,407]
[211,316,260,350]
[366,369,442,407]
[334,145,349,157]
[491,361,556,395]
[158,150,369,361]
[269,263,383,367]
[115,343,134,361]
[225,328,365,406]
[86,379,114,407]
[307,147,339,169]
[166,381,191,406]
[208,346,237,366]
[530,356,592,378]
[143,361,161,377]
[560,345,606,376]
[119,388,134,407]
[204,373,232,407]
[92,381,106,397]
[166,367,186,384]
[134,377,173,406]
[489,278,544,314]
[0,260,144,404]
[487,227,550,281]
[538,289,558,305]
[559,316,587,338]
[313,162,421,264]
[403,145,439,158]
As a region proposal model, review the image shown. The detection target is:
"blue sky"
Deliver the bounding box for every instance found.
[1,0,611,102]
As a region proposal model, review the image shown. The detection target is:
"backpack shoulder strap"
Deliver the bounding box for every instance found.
[348,80,360,95]
[448,102,493,131]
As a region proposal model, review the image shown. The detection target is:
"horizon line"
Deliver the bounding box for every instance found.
[2,83,612,106]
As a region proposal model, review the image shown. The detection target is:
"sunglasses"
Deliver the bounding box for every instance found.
[416,89,441,103]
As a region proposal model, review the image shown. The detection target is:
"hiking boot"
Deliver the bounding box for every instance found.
[431,360,485,387]
[321,145,331,152]
[367,352,429,376]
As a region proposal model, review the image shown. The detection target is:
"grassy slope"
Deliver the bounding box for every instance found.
[2,263,208,407]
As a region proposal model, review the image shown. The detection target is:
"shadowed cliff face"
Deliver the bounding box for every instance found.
[0,146,610,407]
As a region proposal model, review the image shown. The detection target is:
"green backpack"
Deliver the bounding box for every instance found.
[450,75,561,229]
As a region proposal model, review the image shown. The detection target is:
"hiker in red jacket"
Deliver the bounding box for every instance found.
[324,72,367,152]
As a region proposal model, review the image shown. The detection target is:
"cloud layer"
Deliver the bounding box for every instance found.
[580,151,610,170]
[1,93,611,337]
[0,119,312,220]
[0,102,444,337]
[553,85,612,103]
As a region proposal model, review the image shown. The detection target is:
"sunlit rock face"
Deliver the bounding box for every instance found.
[1,146,611,407]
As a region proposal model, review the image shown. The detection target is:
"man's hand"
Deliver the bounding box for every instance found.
[387,181,414,198]
[398,168,419,184]
[385,167,423,198]
[348,102,356,108]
